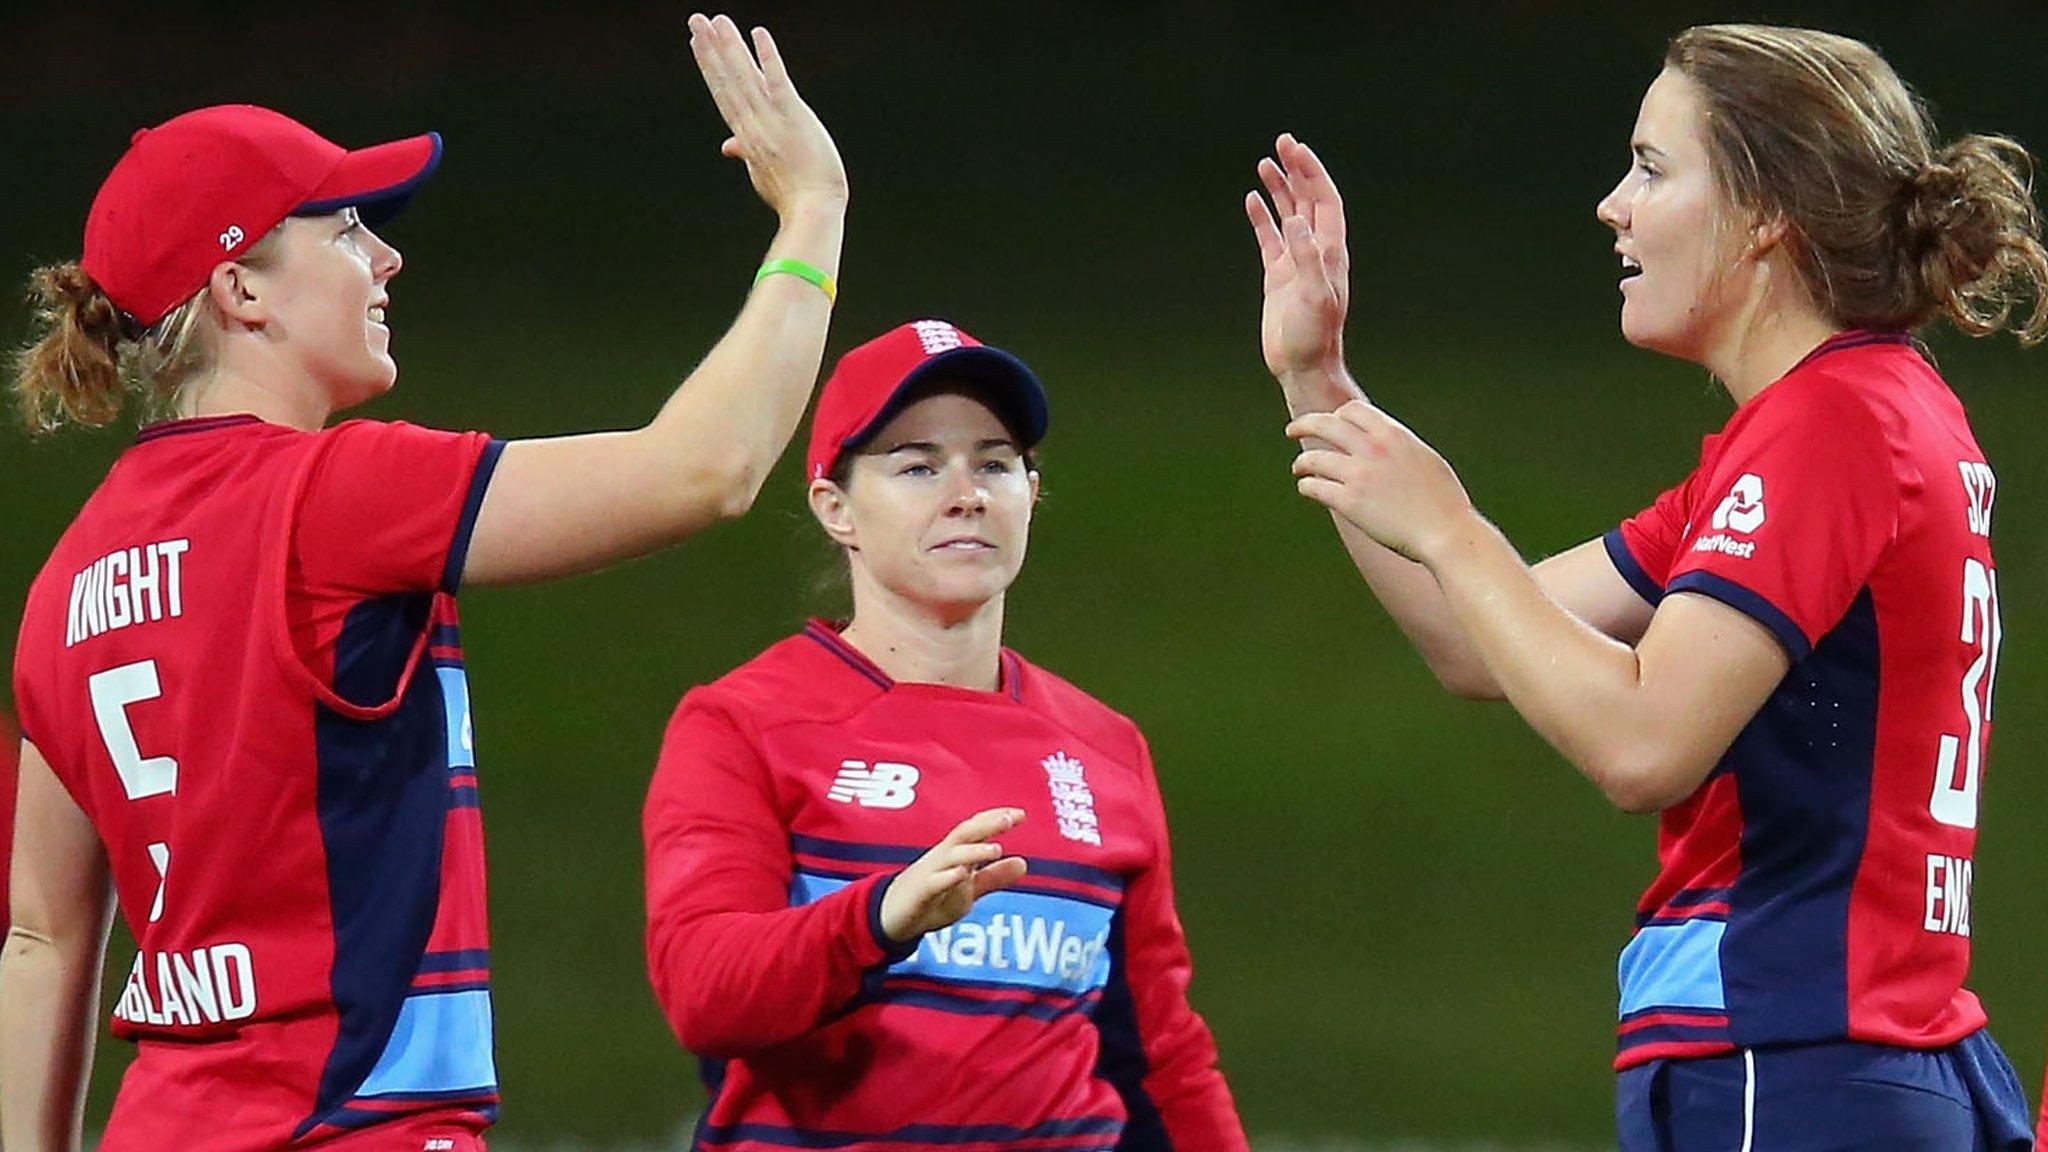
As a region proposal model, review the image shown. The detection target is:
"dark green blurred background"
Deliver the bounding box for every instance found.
[5,3,2045,1145]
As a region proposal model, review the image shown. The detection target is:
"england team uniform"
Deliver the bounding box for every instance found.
[643,621,1247,1152]
[13,414,503,1150]
[1601,331,2031,1147]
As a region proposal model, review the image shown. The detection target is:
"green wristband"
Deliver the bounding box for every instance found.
[755,257,837,303]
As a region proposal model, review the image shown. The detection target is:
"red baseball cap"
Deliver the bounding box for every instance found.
[81,104,443,329]
[807,320,1050,481]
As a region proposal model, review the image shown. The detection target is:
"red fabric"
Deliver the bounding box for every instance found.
[644,622,1245,1151]
[12,415,497,1150]
[1607,332,1998,1067]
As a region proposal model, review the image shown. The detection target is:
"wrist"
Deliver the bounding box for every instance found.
[778,190,849,224]
[1276,360,1360,413]
[1415,506,1494,574]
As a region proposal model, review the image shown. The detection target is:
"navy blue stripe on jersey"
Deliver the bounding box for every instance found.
[133,413,264,443]
[1092,911,1170,1151]
[417,949,489,975]
[867,983,1105,1022]
[1785,329,1914,377]
[1721,590,1880,1047]
[695,1117,1124,1149]
[441,438,505,594]
[1666,570,1811,660]
[302,595,463,1137]
[791,833,1126,893]
[321,1101,498,1132]
[449,784,481,809]
[1604,529,1665,605]
[803,622,893,691]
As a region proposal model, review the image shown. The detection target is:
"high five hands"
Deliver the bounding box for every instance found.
[687,13,848,218]
[1248,135,1478,567]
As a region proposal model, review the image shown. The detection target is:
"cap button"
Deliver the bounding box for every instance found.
[130,128,151,145]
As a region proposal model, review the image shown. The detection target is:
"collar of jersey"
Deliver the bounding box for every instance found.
[135,412,267,443]
[803,618,1024,703]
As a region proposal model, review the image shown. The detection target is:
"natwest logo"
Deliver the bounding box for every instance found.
[827,759,920,809]
[1710,473,1767,534]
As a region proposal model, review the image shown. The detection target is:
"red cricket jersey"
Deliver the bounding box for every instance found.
[1602,331,2001,1069]
[643,621,1247,1152]
[2,703,17,926]
[12,414,503,1150]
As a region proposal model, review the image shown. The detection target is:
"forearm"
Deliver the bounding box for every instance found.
[1282,365,1502,697]
[647,870,895,1055]
[0,927,103,1151]
[641,197,846,513]
[1423,514,1679,811]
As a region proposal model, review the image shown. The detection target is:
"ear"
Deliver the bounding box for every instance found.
[1748,213,1792,259]
[807,478,859,550]
[205,261,269,330]
[1027,468,1042,507]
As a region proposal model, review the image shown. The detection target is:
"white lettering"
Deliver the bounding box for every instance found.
[108,943,259,1026]
[1924,854,1973,937]
[1960,461,1996,537]
[61,539,190,647]
[950,921,988,966]
[1691,533,1757,559]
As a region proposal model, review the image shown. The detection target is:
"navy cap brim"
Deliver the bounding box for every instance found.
[843,344,1050,457]
[294,131,443,224]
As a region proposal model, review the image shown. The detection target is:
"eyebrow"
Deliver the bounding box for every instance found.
[1632,142,1667,161]
[881,437,1020,455]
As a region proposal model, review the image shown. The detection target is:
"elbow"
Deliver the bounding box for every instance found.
[1589,746,1706,816]
[1424,657,1503,702]
[676,448,765,526]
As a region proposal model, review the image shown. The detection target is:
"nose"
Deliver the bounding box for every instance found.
[1596,176,1630,232]
[944,464,989,516]
[364,224,404,281]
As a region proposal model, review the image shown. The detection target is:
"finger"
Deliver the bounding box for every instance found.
[1332,396,1391,433]
[1281,215,1333,298]
[1295,474,1350,510]
[1285,410,1373,453]
[970,857,1029,899]
[1290,447,1352,480]
[752,25,798,97]
[711,15,770,119]
[1245,192,1284,265]
[690,17,750,130]
[939,806,1025,847]
[1286,138,1348,248]
[1256,157,1297,220]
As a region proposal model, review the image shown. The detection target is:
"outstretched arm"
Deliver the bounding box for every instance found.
[1247,136,1653,695]
[463,14,848,586]
[0,742,113,1152]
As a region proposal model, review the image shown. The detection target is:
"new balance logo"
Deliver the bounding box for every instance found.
[1710,473,1766,534]
[827,760,920,809]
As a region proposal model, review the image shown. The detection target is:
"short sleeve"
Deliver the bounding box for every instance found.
[1662,384,1900,661]
[1606,478,1693,605]
[294,420,503,596]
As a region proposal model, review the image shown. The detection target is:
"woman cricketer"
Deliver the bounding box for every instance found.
[1250,22,2043,1152]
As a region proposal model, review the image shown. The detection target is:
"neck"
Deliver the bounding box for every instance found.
[178,355,334,432]
[839,579,1006,691]
[1697,263,1844,407]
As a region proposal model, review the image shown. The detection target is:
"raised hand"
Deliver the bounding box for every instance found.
[688,13,848,218]
[1246,134,1351,388]
[878,808,1029,944]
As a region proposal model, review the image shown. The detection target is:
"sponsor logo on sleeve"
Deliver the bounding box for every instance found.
[827,759,920,809]
[1694,472,1765,558]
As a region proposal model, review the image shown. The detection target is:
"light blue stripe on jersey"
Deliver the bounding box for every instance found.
[792,872,1113,994]
[356,988,497,1098]
[1618,918,1726,1016]
[436,667,475,770]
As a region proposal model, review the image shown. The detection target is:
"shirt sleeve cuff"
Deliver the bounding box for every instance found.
[441,437,507,594]
[1603,528,1664,606]
[861,869,920,965]
[1664,570,1812,661]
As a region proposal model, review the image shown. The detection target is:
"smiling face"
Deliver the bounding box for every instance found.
[241,207,403,408]
[810,386,1038,622]
[1595,68,1756,362]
